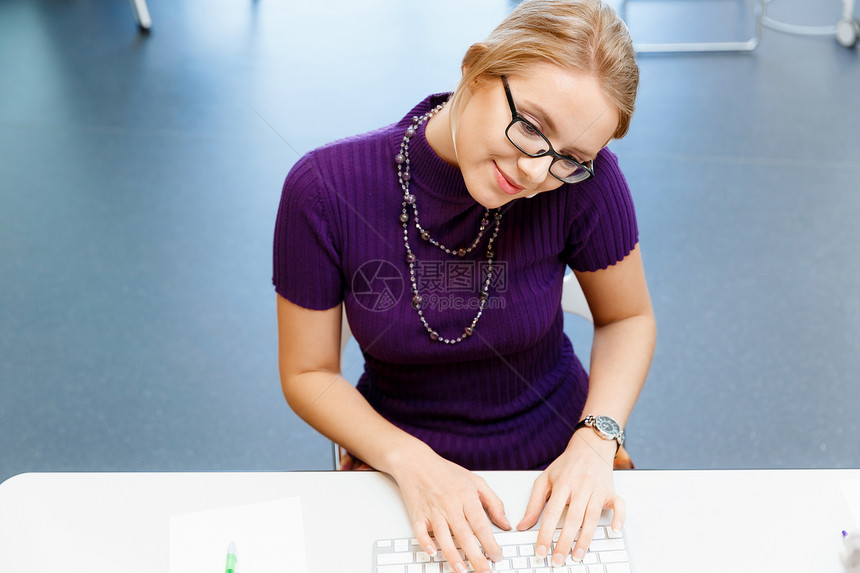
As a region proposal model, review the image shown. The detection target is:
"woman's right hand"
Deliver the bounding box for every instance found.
[390,450,511,573]
[277,296,508,570]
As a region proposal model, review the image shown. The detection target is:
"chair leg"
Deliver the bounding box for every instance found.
[129,0,152,32]
[620,0,765,53]
[332,441,341,470]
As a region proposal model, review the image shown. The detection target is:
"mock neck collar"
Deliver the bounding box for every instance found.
[392,93,475,206]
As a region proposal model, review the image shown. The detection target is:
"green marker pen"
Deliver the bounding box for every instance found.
[225,541,238,573]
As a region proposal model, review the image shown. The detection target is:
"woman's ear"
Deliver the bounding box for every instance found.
[459,65,475,92]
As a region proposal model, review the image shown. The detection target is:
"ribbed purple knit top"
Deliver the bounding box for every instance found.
[273,94,638,470]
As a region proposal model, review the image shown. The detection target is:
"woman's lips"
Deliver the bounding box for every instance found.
[494,162,525,196]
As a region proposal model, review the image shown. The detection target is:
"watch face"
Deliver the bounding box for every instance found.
[595,415,620,437]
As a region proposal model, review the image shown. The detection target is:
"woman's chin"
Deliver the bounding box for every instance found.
[468,187,515,210]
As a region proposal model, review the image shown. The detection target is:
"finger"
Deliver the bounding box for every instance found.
[606,493,626,534]
[517,475,549,531]
[477,479,511,531]
[536,489,569,559]
[464,499,501,564]
[412,519,438,558]
[557,492,588,563]
[431,516,467,573]
[570,496,603,564]
[550,507,579,567]
[449,515,487,573]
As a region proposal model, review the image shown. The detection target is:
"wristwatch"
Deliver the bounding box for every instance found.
[574,415,625,454]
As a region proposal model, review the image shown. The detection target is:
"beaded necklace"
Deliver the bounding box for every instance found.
[395,101,503,344]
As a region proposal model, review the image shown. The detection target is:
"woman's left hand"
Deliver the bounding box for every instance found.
[516,431,625,567]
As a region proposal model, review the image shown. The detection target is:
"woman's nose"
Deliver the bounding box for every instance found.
[517,154,553,185]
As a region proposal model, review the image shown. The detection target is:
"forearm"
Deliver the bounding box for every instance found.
[565,311,655,461]
[580,311,656,427]
[281,371,434,476]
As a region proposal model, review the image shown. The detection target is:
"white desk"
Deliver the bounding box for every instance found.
[0,469,856,572]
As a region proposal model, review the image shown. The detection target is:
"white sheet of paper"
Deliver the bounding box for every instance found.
[841,479,860,529]
[169,497,307,573]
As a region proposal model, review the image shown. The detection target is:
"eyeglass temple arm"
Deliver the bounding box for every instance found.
[500,75,517,118]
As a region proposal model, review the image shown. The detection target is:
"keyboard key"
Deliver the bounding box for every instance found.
[416,552,431,563]
[396,539,410,552]
[589,539,625,552]
[591,528,606,540]
[407,564,423,573]
[583,552,599,565]
[493,559,511,570]
[424,564,440,573]
[587,565,604,573]
[511,557,528,569]
[379,540,393,548]
[494,530,539,546]
[528,556,547,568]
[379,553,414,565]
[519,545,535,557]
[606,529,623,540]
[598,551,628,564]
[502,546,517,558]
[378,566,405,573]
[604,564,631,573]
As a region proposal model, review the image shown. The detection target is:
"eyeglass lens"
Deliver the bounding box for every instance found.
[507,120,589,182]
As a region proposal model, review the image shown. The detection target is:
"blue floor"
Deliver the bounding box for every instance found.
[1,0,859,483]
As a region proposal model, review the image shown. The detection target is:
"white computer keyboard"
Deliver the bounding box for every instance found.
[373,525,631,573]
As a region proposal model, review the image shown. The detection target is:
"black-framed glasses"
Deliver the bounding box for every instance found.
[502,75,595,184]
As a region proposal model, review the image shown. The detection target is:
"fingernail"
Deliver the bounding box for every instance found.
[611,524,622,533]
[455,563,466,573]
[572,547,585,562]
[536,544,548,557]
[552,553,565,567]
[424,544,437,557]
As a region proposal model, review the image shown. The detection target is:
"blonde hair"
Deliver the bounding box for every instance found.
[451,0,638,140]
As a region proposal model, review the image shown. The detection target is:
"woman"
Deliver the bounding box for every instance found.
[274,1,656,571]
